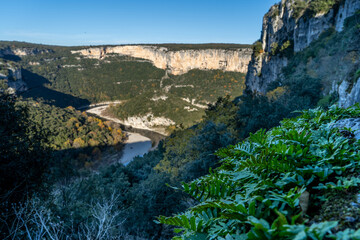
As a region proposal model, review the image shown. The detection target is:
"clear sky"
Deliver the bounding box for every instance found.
[0,0,279,46]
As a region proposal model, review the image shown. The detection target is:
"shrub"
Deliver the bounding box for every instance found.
[270,42,279,55]
[355,69,360,81]
[292,0,308,19]
[252,41,263,58]
[317,92,338,108]
[309,0,344,16]
[270,5,280,18]
[269,40,293,58]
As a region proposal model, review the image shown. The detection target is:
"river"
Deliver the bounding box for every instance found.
[85,104,165,165]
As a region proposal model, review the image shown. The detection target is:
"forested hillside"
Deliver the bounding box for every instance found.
[0,96,126,203]
[0,41,248,127]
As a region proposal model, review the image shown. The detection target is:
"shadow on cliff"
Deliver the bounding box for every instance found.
[2,54,21,62]
[20,69,90,108]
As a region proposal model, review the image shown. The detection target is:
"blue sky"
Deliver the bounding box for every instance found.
[0,0,279,46]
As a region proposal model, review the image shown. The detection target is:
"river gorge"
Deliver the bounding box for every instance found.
[86,103,165,165]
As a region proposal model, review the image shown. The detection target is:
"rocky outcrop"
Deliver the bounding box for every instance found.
[246,54,288,94]
[0,61,27,94]
[0,47,53,57]
[338,77,360,108]
[336,0,360,31]
[246,0,360,94]
[71,45,252,75]
[86,104,173,135]
[332,118,360,140]
[121,114,175,129]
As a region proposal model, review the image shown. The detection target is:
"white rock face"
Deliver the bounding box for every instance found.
[338,77,360,108]
[336,0,360,31]
[122,114,175,129]
[246,0,360,94]
[151,95,168,101]
[7,80,27,94]
[332,118,360,140]
[294,11,334,52]
[184,106,198,112]
[71,45,252,75]
[0,47,53,57]
[0,62,27,94]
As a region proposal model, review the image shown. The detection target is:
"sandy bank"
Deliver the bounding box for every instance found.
[86,105,153,165]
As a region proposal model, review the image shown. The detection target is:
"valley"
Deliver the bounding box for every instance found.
[0,42,250,128]
[1,0,360,239]
[86,103,164,165]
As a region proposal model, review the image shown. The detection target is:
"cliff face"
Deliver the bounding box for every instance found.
[338,77,360,107]
[0,47,53,57]
[246,0,360,96]
[0,61,27,94]
[71,46,252,75]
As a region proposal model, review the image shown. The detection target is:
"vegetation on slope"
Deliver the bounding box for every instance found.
[0,94,49,205]
[107,70,246,127]
[292,0,346,19]
[0,66,356,240]
[0,41,248,126]
[159,105,360,239]
[0,95,126,208]
[23,101,126,150]
[21,54,165,102]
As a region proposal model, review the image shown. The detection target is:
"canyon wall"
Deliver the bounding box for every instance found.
[246,0,360,100]
[0,47,53,57]
[71,46,253,75]
[0,61,27,94]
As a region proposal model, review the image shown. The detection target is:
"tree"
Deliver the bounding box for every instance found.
[0,94,49,203]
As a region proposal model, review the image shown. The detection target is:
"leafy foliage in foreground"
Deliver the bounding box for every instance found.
[159,105,360,239]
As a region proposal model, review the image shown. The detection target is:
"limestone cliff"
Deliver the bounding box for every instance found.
[246,0,360,96]
[0,47,53,57]
[71,45,252,75]
[0,60,27,94]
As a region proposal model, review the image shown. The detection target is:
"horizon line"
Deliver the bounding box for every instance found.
[0,39,255,48]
